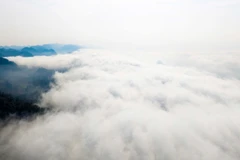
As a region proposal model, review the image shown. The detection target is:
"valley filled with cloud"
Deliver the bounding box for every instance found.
[1,49,240,160]
[1,0,240,159]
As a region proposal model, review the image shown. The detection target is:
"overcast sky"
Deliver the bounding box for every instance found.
[0,0,239,52]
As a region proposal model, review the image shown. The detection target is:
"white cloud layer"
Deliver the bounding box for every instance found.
[1,50,240,160]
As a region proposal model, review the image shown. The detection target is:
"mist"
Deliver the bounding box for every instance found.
[1,0,240,53]
[1,49,240,160]
[1,0,240,159]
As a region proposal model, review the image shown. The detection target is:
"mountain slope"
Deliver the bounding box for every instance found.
[0,57,17,66]
[0,91,45,120]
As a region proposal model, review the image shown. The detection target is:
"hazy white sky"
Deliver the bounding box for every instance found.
[0,0,239,52]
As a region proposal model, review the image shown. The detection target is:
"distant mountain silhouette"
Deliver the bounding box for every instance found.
[0,44,81,57]
[0,48,33,57]
[21,46,56,56]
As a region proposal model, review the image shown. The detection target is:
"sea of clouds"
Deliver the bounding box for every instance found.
[1,49,240,160]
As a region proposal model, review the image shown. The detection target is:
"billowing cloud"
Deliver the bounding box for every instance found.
[1,50,240,160]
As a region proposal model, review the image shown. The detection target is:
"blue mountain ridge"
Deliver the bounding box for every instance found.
[0,44,81,57]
